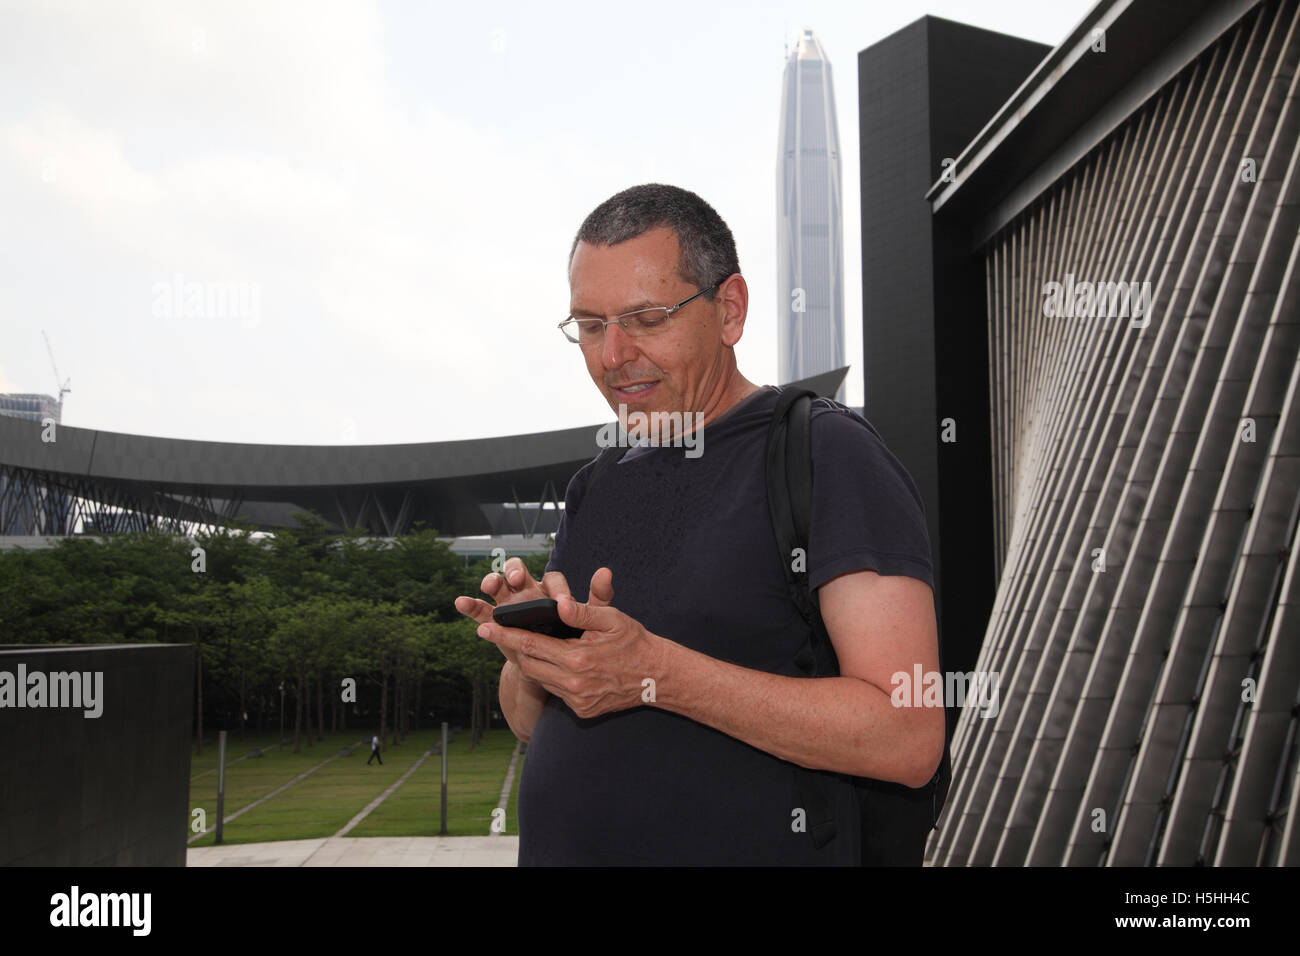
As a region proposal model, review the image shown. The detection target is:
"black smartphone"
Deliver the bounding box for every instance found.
[492,598,584,639]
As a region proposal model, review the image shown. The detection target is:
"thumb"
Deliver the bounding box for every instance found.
[588,567,615,607]
[557,593,610,634]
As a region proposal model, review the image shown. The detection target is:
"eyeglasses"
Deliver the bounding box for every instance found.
[559,281,723,345]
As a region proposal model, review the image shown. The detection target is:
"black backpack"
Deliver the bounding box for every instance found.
[763,385,951,865]
[584,385,952,864]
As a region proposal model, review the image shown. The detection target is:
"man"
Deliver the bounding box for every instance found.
[454,184,943,865]
[366,734,382,765]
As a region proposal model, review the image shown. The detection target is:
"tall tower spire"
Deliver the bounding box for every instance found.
[776,28,845,402]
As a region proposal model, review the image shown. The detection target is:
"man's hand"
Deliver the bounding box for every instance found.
[474,567,666,719]
[454,557,573,681]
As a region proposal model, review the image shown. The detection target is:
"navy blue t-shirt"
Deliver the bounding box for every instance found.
[519,385,934,865]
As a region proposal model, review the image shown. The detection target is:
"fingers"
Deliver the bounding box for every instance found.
[480,570,526,601]
[541,571,572,601]
[478,556,544,604]
[587,567,615,607]
[503,556,537,595]
[556,591,613,635]
[479,620,569,667]
[507,649,570,696]
[454,595,495,624]
[479,572,505,601]
[459,561,599,639]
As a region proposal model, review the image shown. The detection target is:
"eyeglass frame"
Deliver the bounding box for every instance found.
[558,278,728,344]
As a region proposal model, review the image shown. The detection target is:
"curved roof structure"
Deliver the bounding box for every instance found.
[0,368,848,537]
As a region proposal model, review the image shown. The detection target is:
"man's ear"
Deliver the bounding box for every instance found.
[719,274,749,347]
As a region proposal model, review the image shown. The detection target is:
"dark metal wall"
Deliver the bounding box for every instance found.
[932,0,1300,867]
[0,644,193,865]
[858,18,1049,674]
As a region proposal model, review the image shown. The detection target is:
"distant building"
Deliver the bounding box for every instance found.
[0,393,69,534]
[0,393,60,423]
[777,28,845,403]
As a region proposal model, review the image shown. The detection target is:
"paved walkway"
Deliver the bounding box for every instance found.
[188,836,519,867]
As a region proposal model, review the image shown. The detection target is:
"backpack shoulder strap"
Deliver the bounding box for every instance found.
[765,386,837,678]
[767,386,846,851]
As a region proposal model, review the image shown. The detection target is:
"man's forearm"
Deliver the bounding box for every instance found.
[499,659,550,742]
[650,636,943,787]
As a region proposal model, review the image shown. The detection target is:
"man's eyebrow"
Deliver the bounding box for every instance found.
[570,299,661,317]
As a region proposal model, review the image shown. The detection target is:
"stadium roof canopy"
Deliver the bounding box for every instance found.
[0,369,847,537]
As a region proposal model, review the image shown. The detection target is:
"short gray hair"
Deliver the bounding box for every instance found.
[569,184,740,290]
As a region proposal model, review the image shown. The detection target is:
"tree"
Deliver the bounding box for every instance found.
[221,576,282,738]
[158,585,227,755]
[271,595,351,752]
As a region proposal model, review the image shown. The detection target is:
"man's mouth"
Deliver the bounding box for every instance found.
[610,380,660,400]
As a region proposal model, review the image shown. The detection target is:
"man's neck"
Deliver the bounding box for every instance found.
[627,370,762,445]
[696,372,762,429]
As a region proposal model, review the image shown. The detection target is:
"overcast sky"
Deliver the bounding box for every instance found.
[1,0,1093,445]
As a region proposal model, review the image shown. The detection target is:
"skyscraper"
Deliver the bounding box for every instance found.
[777,28,845,403]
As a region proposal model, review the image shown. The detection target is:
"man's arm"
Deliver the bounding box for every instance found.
[499,659,550,742]
[653,568,944,786]
[456,557,579,743]
[488,566,945,787]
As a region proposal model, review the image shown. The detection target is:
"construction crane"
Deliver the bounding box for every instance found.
[42,330,71,417]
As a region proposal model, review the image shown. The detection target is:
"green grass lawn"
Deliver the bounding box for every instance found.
[351,728,521,837]
[187,727,524,846]
[189,731,291,778]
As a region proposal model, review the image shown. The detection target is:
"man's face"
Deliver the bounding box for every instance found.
[568,226,736,424]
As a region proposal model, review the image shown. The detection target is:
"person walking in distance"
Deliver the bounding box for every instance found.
[367,734,383,765]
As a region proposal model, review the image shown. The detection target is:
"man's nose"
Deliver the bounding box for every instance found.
[600,320,638,368]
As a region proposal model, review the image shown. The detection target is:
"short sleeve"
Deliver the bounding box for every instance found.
[544,456,595,576]
[806,402,934,592]
[544,507,567,576]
